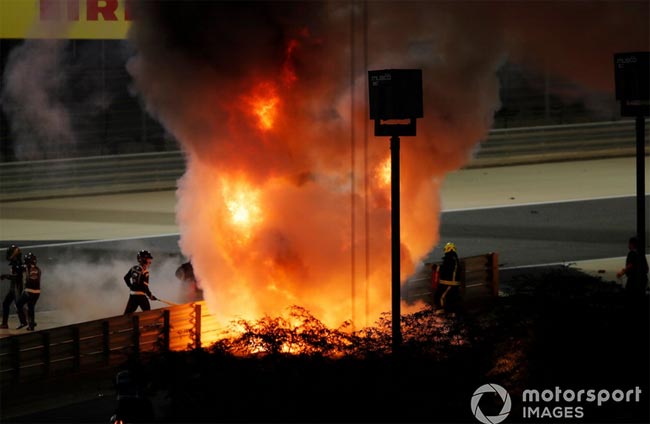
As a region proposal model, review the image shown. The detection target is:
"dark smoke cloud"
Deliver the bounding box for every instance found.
[125,1,648,327]
[495,1,649,92]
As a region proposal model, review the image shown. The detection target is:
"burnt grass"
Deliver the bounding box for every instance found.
[129,267,649,423]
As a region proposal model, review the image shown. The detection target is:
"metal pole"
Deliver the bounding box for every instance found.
[390,134,402,354]
[350,1,356,331]
[102,40,106,144]
[363,0,370,329]
[635,116,646,258]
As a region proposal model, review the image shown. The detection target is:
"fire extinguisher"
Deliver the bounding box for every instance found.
[431,264,440,291]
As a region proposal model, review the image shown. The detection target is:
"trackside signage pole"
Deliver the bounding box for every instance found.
[614,52,649,258]
[368,69,423,355]
[390,134,401,353]
[635,116,646,258]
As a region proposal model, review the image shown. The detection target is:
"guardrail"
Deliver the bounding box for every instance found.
[403,252,499,305]
[0,301,219,388]
[467,119,646,168]
[0,253,498,387]
[0,251,495,418]
[0,151,185,202]
[0,120,646,202]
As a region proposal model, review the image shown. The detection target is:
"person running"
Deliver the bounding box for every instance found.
[15,252,41,331]
[123,250,157,314]
[1,244,24,329]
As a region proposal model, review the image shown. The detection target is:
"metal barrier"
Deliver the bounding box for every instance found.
[0,120,646,202]
[0,301,216,388]
[0,251,496,391]
[467,119,646,168]
[0,151,185,201]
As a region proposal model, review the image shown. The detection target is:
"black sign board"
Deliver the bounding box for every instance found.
[368,69,423,120]
[614,52,649,117]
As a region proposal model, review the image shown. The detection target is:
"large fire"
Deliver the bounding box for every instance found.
[126,1,519,333]
[178,66,435,332]
[168,43,450,331]
[1,0,645,352]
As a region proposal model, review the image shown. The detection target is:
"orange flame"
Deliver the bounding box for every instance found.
[376,156,391,187]
[282,39,299,86]
[245,82,280,131]
[177,36,433,334]
[221,177,263,244]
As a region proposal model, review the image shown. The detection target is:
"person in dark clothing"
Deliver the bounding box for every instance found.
[109,369,154,424]
[15,252,41,331]
[1,244,24,329]
[123,250,157,314]
[616,236,649,298]
[175,260,203,302]
[433,242,461,311]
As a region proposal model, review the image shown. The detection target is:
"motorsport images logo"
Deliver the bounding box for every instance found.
[471,383,644,423]
[471,383,512,424]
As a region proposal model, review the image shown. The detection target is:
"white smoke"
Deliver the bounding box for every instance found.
[1,39,77,160]
[38,254,194,324]
[1,16,130,160]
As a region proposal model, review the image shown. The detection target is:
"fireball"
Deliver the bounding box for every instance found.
[222,178,262,243]
[244,82,280,131]
[376,155,391,187]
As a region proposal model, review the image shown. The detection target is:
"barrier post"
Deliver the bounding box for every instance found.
[72,327,80,371]
[11,337,20,383]
[193,304,201,350]
[42,332,50,377]
[162,309,170,352]
[132,316,140,357]
[490,252,500,296]
[102,321,110,365]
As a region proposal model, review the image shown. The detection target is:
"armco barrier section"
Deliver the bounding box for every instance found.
[0,301,214,388]
[0,151,186,201]
[403,252,499,304]
[467,119,646,168]
[1,251,497,388]
[1,120,647,201]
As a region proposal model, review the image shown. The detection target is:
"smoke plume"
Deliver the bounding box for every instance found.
[1,39,77,160]
[1,17,129,160]
[36,251,194,324]
[125,1,648,328]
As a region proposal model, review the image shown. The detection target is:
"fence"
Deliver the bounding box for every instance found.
[0,301,220,388]
[0,151,185,201]
[0,120,646,202]
[467,119,646,168]
[1,253,498,388]
[403,252,499,305]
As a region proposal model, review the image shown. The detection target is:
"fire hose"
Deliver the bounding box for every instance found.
[154,297,179,306]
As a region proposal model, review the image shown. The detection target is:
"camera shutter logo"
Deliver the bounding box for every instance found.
[471,383,512,424]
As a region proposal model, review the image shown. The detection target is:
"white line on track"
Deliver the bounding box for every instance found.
[0,233,181,250]
[441,194,640,213]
